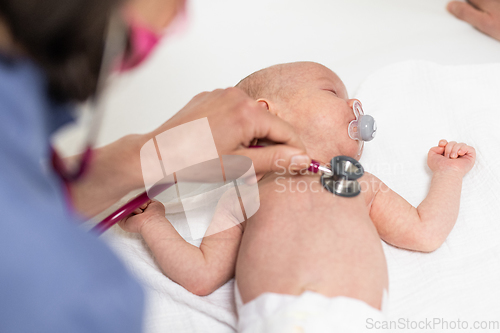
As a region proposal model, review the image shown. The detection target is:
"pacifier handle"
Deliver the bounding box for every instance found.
[353,100,364,118]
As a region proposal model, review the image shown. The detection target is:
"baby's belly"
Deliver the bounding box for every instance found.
[235,174,388,309]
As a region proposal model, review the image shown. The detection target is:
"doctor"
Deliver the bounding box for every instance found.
[0,0,309,331]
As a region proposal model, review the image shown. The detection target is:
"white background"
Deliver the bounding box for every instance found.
[78,0,500,148]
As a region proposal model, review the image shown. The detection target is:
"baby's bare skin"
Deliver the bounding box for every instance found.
[236,173,388,309]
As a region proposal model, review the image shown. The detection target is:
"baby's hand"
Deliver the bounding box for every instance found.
[427,140,476,176]
[118,199,166,234]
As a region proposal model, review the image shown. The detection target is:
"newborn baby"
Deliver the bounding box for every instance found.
[119,62,476,332]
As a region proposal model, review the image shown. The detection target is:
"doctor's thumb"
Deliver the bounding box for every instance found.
[241,145,311,175]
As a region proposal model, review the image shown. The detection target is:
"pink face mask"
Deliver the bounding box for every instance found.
[118,21,161,71]
[119,1,188,71]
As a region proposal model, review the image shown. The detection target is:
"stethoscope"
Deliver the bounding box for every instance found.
[51,13,377,236]
[89,156,365,236]
[50,12,135,218]
[50,16,122,183]
[89,102,376,236]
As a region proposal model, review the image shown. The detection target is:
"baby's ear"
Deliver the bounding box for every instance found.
[257,98,282,118]
[257,99,270,110]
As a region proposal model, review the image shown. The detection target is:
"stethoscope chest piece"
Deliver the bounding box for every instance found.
[320,156,364,197]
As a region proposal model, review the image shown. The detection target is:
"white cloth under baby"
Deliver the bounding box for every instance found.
[235,282,387,333]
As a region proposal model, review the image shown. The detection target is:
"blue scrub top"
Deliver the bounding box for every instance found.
[0,55,144,332]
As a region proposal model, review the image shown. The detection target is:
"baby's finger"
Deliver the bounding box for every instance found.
[439,139,448,147]
[117,215,131,228]
[444,141,457,158]
[429,146,445,155]
[450,142,466,158]
[148,200,164,209]
[460,145,476,157]
[132,208,143,214]
[139,201,150,210]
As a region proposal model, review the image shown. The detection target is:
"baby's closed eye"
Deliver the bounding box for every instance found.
[323,89,338,96]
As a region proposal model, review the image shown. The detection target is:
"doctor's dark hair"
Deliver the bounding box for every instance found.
[0,0,123,102]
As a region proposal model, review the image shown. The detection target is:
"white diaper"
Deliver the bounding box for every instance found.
[235,282,388,333]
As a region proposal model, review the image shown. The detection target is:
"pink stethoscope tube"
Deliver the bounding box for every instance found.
[91,146,326,236]
[51,144,174,236]
[250,145,330,174]
[90,182,173,235]
[51,5,192,235]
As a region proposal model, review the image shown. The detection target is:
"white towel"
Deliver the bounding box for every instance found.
[104,227,237,333]
[356,60,500,329]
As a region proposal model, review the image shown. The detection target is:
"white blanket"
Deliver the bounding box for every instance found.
[104,61,500,332]
[356,60,500,330]
[103,224,237,332]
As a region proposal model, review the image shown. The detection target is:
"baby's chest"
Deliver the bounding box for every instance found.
[255,176,373,230]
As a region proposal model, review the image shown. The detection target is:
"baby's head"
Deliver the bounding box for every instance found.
[237,62,362,164]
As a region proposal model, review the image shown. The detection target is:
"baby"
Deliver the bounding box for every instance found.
[119,62,476,332]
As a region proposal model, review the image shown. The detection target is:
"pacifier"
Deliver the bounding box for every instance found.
[348,100,377,158]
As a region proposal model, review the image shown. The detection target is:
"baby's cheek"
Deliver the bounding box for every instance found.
[342,137,360,159]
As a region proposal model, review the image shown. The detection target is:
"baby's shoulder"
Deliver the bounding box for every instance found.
[359,172,383,207]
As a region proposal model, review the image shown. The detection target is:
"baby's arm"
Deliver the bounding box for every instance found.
[367,140,476,252]
[119,193,244,296]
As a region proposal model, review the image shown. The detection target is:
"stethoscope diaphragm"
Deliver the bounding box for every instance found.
[321,156,364,197]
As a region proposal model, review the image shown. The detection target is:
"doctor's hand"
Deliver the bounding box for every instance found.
[447,0,500,41]
[150,87,310,177]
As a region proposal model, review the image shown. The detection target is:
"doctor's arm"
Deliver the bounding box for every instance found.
[68,88,310,217]
[367,140,475,252]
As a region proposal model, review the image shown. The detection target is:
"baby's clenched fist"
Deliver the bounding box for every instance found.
[427,140,476,176]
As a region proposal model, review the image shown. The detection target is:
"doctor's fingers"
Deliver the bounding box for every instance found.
[155,87,308,173]
[244,107,306,152]
[237,144,311,176]
[168,88,258,125]
[233,110,310,175]
[448,1,500,40]
[188,87,307,152]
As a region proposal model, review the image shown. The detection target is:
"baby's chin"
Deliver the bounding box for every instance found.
[307,141,361,163]
[343,144,363,160]
[353,146,364,160]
